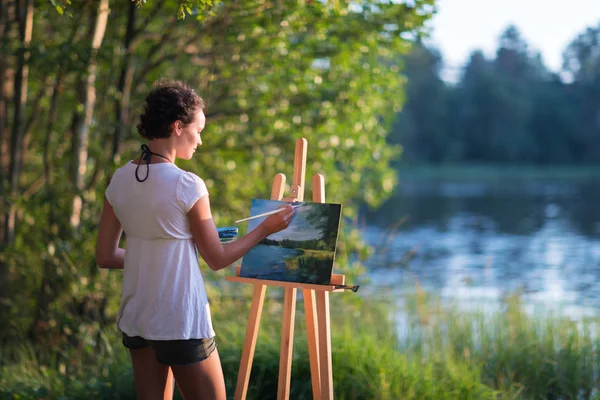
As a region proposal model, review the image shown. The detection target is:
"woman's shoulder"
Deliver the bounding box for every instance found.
[179,168,203,179]
[107,162,132,182]
[176,170,209,211]
[114,160,136,173]
[178,169,207,188]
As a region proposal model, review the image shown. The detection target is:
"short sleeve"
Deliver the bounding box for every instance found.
[177,172,209,212]
[105,173,117,206]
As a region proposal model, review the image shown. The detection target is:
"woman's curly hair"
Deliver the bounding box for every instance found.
[137,80,205,140]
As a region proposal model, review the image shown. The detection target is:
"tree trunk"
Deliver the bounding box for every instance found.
[0,0,10,307]
[6,0,32,242]
[70,0,109,229]
[1,0,32,306]
[112,0,136,159]
[28,14,81,334]
[0,0,8,188]
[0,0,11,247]
[29,67,65,339]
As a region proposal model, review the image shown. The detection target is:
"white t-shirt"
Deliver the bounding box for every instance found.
[105,161,215,340]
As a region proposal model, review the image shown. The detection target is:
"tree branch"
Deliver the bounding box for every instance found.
[133,32,200,92]
[23,76,51,145]
[133,0,166,37]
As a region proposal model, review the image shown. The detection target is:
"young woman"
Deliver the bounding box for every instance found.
[96,80,294,400]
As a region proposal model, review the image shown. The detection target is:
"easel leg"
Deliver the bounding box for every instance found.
[235,284,266,400]
[316,291,333,400]
[277,287,297,400]
[303,289,321,400]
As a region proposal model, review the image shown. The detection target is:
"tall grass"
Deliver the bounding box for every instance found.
[2,288,600,399]
[395,291,600,399]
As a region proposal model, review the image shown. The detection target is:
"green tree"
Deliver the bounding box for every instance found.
[389,41,453,163]
[488,25,539,162]
[391,23,600,166]
[451,50,496,162]
[529,74,580,163]
[0,0,436,343]
[563,23,600,162]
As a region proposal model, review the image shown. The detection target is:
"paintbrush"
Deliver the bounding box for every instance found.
[334,284,360,293]
[235,204,303,224]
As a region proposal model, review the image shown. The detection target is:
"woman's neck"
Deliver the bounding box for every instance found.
[140,140,176,164]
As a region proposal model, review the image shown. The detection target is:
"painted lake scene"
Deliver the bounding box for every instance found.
[240,199,342,285]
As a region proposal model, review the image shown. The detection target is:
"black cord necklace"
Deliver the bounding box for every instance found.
[135,144,172,182]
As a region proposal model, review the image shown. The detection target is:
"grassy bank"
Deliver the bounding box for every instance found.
[1,290,600,399]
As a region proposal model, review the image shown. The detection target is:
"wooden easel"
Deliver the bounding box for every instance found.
[226,138,346,400]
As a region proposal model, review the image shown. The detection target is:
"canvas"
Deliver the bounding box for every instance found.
[240,199,342,285]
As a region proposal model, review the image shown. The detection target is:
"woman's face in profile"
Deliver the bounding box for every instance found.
[176,109,206,160]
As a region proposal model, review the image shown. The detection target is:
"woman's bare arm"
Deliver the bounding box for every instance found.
[188,196,294,271]
[96,198,125,269]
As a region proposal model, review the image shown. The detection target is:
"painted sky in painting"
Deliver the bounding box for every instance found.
[247,200,323,241]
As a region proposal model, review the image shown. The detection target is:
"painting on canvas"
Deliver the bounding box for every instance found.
[240,199,342,285]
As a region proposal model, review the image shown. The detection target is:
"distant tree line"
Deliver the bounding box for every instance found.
[389,24,600,164]
[262,237,334,251]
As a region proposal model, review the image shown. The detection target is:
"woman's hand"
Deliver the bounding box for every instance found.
[260,204,295,235]
[189,199,295,271]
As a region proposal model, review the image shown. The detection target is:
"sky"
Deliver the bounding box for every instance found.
[426,0,600,80]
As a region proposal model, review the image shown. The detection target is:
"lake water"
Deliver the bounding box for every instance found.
[240,244,304,281]
[360,175,600,317]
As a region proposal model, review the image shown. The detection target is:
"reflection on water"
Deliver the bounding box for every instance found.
[241,245,303,281]
[360,178,600,316]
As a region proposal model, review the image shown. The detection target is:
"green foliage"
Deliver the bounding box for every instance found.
[5,4,600,398]
[158,0,431,216]
[390,24,600,165]
[50,0,213,19]
[3,292,600,399]
[49,0,72,17]
[1,0,434,371]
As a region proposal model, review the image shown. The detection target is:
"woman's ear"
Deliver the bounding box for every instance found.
[171,120,182,136]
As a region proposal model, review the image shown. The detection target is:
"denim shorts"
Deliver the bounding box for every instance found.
[122,332,217,366]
